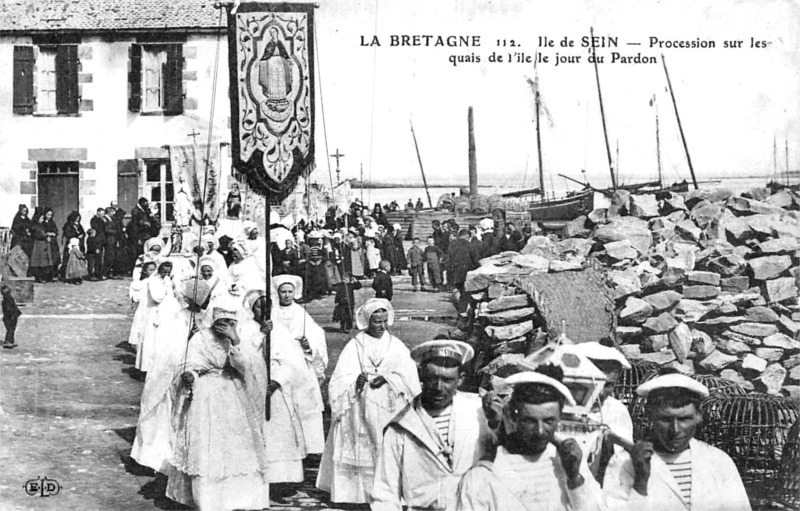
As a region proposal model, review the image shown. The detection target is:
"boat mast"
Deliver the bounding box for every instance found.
[410,119,433,208]
[662,54,699,190]
[786,135,790,186]
[590,27,616,191]
[655,99,663,186]
[534,63,546,195]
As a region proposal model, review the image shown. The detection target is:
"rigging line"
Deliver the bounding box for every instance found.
[182,7,225,378]
[366,0,379,207]
[312,23,337,196]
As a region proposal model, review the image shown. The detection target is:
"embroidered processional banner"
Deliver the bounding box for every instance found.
[227,3,315,201]
[169,144,222,225]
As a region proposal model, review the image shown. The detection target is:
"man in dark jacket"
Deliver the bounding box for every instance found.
[494,225,520,254]
[89,208,107,279]
[127,198,161,257]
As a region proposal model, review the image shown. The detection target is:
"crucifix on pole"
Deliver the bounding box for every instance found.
[188,129,201,145]
[331,148,345,184]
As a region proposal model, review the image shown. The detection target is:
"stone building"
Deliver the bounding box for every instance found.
[0,0,232,227]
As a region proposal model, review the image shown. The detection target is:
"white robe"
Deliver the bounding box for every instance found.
[127,278,151,347]
[239,317,307,483]
[371,392,494,511]
[603,438,751,511]
[166,329,270,511]
[227,256,262,296]
[271,301,328,454]
[131,295,192,474]
[456,444,604,511]
[135,275,174,373]
[317,331,421,504]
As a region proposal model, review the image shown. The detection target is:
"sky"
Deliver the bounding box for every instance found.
[306,0,800,190]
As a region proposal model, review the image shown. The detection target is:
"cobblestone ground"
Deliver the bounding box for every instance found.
[0,275,456,510]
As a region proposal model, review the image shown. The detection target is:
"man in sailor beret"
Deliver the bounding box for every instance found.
[456,366,604,511]
[371,340,494,511]
[603,370,751,511]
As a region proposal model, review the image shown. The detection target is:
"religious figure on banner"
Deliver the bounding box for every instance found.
[231,6,314,196]
[259,27,293,112]
[173,173,195,227]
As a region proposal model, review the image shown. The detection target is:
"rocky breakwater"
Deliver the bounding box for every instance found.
[460,187,800,401]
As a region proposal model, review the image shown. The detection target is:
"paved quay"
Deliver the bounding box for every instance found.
[0,275,457,510]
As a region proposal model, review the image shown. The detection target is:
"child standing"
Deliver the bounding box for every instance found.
[371,259,393,301]
[2,285,21,349]
[65,238,89,284]
[424,236,444,292]
[333,272,362,332]
[406,237,425,292]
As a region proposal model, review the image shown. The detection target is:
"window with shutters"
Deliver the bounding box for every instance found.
[130,43,183,116]
[12,44,79,115]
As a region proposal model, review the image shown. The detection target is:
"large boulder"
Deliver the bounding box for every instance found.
[754,347,784,362]
[619,297,653,325]
[706,254,746,277]
[763,277,798,303]
[727,196,784,216]
[690,200,722,229]
[686,271,721,286]
[721,276,751,293]
[604,240,639,261]
[485,320,534,340]
[763,332,800,352]
[748,255,792,281]
[741,353,768,373]
[745,306,779,323]
[682,285,720,300]
[675,220,702,242]
[642,290,682,313]
[756,237,800,255]
[699,350,738,371]
[629,194,660,219]
[594,217,653,256]
[486,294,531,312]
[643,313,679,334]
[759,363,787,394]
[669,322,693,363]
[607,269,642,300]
[729,322,779,338]
[564,216,591,238]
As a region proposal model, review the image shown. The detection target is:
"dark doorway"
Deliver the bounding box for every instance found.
[38,161,79,229]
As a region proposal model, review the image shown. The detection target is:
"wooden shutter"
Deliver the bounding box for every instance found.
[13,46,35,115]
[55,45,79,114]
[117,159,140,214]
[128,44,142,112]
[163,44,183,115]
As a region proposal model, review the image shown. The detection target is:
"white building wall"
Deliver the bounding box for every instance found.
[0,33,232,227]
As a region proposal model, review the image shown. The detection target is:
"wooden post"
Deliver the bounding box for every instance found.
[263,197,271,420]
[662,54,698,190]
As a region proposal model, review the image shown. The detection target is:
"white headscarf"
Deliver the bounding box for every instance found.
[271,274,303,302]
[355,298,395,330]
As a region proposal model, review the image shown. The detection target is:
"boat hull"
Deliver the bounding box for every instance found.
[527,190,594,221]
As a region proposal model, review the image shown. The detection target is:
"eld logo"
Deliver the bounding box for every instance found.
[23,476,61,497]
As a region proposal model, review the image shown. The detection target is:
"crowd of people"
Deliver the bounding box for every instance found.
[111,194,752,511]
[9,198,163,283]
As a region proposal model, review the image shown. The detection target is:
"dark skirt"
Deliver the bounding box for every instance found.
[30,240,56,268]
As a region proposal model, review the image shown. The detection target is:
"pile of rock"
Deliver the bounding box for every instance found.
[462,187,800,399]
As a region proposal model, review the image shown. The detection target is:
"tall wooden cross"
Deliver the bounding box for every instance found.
[331,148,345,183]
[188,129,201,145]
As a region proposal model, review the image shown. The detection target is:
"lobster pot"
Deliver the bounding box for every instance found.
[778,418,800,509]
[629,374,745,443]
[470,194,491,215]
[615,359,659,409]
[436,194,455,212]
[699,394,799,508]
[454,196,471,214]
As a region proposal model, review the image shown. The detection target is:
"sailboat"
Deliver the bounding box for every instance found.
[523,57,594,223]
